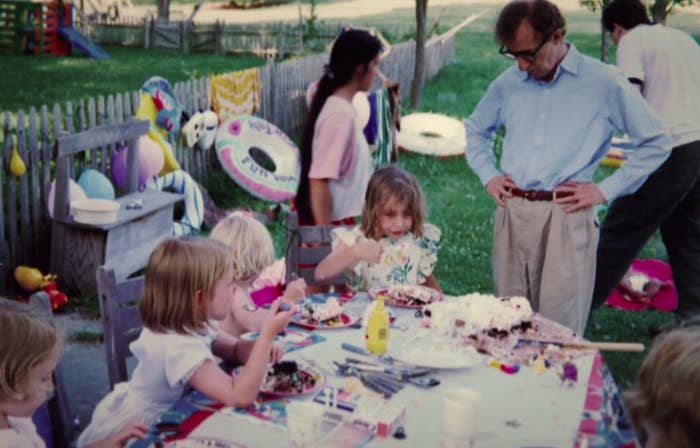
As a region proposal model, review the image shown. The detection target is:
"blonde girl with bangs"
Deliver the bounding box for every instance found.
[624,327,700,447]
[0,307,147,447]
[210,211,307,337]
[316,165,442,293]
[78,237,295,447]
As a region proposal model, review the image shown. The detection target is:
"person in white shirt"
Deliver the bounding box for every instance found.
[592,0,700,328]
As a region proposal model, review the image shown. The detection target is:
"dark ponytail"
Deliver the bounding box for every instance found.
[296,29,382,224]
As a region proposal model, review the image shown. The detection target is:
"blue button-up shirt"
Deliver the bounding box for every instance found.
[465,44,671,202]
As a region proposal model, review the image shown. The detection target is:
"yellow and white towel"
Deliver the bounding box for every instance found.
[210,68,261,121]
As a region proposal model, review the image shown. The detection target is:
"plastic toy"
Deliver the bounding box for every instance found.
[215,115,301,203]
[14,266,69,310]
[135,77,182,175]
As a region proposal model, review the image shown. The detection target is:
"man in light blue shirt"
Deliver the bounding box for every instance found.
[465,0,670,335]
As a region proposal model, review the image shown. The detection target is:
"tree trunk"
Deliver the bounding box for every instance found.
[157,0,170,22]
[652,0,669,24]
[410,0,428,110]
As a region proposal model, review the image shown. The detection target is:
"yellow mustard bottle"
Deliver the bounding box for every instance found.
[366,296,390,354]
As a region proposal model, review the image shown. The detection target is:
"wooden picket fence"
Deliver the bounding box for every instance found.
[0,32,456,294]
[78,17,340,57]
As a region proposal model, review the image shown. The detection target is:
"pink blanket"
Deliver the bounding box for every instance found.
[604,259,677,312]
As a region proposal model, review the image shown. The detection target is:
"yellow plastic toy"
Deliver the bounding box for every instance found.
[10,146,26,177]
[135,92,180,175]
[14,266,56,292]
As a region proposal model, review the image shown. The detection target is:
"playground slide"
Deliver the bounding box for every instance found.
[57,27,110,60]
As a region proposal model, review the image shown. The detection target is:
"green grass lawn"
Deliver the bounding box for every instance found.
[0,46,264,112]
[4,4,690,390]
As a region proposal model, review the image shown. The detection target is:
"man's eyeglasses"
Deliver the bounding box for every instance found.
[499,33,552,62]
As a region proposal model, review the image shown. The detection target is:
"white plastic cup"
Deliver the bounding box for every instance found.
[440,388,480,447]
[286,401,324,448]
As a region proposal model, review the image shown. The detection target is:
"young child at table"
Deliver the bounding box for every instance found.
[315,165,441,293]
[624,327,700,447]
[210,211,307,337]
[0,307,147,448]
[77,237,295,447]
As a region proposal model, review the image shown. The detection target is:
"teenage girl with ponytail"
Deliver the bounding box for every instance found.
[296,29,383,226]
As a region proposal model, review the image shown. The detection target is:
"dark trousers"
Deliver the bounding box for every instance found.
[592,140,700,318]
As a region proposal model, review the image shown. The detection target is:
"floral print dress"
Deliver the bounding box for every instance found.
[332,224,441,291]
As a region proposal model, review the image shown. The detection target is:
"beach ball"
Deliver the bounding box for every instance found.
[352,92,370,129]
[47,179,87,218]
[77,169,115,200]
[112,136,165,188]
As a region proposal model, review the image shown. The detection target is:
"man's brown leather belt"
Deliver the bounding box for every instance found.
[508,187,574,202]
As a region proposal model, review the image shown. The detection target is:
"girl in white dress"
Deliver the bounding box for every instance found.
[77,237,295,447]
[315,165,442,293]
[0,307,146,447]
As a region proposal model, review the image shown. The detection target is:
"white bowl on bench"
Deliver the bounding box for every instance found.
[71,199,120,225]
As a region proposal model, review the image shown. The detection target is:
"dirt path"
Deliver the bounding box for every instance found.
[125,0,587,24]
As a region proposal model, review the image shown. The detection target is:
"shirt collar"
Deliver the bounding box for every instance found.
[519,42,580,82]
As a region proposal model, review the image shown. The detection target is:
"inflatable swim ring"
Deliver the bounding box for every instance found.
[398,113,467,157]
[215,115,300,203]
[145,170,203,236]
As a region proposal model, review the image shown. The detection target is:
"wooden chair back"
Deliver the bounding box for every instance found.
[0,292,78,447]
[284,211,350,287]
[96,266,144,390]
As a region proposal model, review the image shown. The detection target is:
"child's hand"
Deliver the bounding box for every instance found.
[88,420,149,447]
[269,342,285,363]
[354,238,383,264]
[282,278,307,303]
[259,299,296,340]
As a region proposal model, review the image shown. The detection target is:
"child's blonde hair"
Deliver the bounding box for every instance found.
[140,237,232,334]
[625,327,700,447]
[361,165,425,240]
[210,211,275,281]
[0,307,57,401]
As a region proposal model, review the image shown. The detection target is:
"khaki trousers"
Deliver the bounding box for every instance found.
[493,197,598,336]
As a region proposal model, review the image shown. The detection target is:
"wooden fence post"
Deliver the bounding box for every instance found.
[277,24,285,60]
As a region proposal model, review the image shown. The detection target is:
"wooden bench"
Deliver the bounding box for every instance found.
[49,119,182,295]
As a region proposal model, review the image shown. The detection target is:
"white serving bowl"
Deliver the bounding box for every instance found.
[71,199,120,225]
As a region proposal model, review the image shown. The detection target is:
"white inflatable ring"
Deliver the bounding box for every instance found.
[398,113,467,157]
[145,170,203,236]
[215,115,300,203]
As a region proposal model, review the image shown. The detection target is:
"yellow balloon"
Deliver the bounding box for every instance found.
[10,146,26,177]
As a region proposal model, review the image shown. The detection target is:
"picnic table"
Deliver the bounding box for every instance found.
[129,293,639,448]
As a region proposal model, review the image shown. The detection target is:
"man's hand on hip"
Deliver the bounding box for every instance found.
[485,175,517,207]
[554,181,606,213]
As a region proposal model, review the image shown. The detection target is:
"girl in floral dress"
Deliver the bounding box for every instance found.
[315,165,441,293]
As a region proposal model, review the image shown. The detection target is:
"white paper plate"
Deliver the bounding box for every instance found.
[389,331,484,369]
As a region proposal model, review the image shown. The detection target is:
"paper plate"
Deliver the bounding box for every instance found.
[165,438,246,448]
[235,362,325,398]
[389,332,484,369]
[291,310,360,330]
[369,285,442,309]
